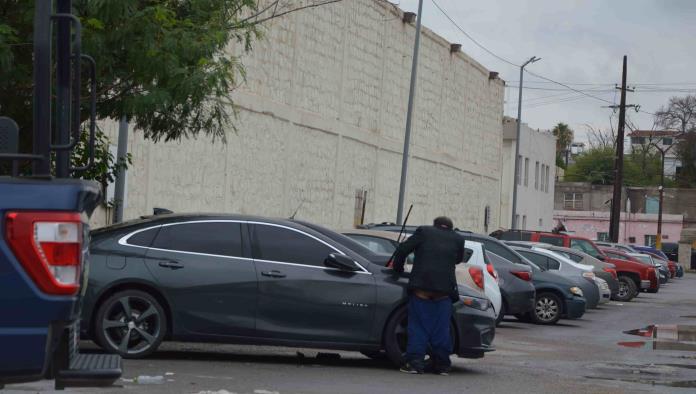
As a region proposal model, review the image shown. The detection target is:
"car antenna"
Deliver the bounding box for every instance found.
[289,200,305,220]
[385,204,413,267]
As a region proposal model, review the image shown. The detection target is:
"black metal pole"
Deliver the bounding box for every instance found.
[55,0,72,177]
[656,151,665,249]
[609,56,628,243]
[32,0,52,176]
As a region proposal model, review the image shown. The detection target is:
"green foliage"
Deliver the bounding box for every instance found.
[565,147,668,186]
[70,126,132,192]
[0,0,263,180]
[552,122,574,160]
[555,155,566,170]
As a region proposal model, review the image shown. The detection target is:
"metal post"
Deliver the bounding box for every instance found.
[113,116,129,223]
[656,151,665,249]
[55,0,72,177]
[511,56,540,229]
[609,56,628,243]
[32,0,52,176]
[396,0,423,225]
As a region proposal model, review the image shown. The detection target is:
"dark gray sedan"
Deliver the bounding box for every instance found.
[81,214,496,365]
[486,251,536,325]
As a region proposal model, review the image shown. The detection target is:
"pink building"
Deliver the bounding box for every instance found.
[553,210,684,245]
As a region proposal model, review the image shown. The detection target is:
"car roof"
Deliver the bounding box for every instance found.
[340,229,406,241]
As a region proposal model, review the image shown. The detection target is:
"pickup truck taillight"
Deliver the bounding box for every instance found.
[4,211,83,295]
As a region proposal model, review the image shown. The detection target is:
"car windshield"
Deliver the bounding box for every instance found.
[570,238,602,258]
[631,254,654,265]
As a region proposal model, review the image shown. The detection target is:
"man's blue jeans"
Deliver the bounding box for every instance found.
[405,294,452,369]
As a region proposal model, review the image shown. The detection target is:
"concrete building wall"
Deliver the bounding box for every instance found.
[92,0,505,231]
[499,118,556,231]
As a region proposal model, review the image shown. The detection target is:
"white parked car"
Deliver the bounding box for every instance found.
[462,240,502,319]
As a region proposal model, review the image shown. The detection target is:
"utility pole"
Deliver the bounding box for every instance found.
[608,56,630,243]
[396,0,423,225]
[656,154,665,249]
[510,56,540,229]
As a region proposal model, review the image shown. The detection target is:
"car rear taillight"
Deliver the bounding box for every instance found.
[5,211,83,295]
[469,266,485,289]
[486,263,498,281]
[511,271,532,281]
[603,267,618,280]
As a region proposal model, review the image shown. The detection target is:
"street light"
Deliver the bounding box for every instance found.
[510,56,541,229]
[396,0,424,224]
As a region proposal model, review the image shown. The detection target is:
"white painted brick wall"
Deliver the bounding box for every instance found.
[92,0,505,232]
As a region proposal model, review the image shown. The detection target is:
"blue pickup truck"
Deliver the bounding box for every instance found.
[0,178,121,389]
[0,0,121,389]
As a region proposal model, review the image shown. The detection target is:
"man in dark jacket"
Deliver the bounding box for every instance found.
[392,216,464,375]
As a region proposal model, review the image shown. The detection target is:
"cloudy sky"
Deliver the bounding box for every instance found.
[395,0,696,141]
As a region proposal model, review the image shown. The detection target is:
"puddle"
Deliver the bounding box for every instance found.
[624,324,696,342]
[588,362,696,388]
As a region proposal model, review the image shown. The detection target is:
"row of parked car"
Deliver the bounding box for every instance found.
[77,213,684,367]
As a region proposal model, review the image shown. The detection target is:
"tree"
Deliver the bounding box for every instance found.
[552,122,573,165]
[585,124,616,150]
[564,146,665,187]
[655,95,696,133]
[0,0,341,176]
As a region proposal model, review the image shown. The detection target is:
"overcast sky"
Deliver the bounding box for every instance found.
[394,0,696,141]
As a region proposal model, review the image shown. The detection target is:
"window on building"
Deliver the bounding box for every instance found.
[522,215,527,230]
[524,158,529,186]
[628,236,636,244]
[517,155,522,185]
[540,165,546,191]
[645,197,659,214]
[563,192,583,210]
[535,162,540,190]
[662,137,673,146]
[644,234,657,247]
[545,166,550,192]
[631,136,646,145]
[597,232,610,242]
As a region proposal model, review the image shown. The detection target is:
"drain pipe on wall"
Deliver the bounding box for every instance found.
[113,116,128,223]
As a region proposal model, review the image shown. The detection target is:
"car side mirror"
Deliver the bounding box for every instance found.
[325,253,360,272]
[463,248,474,263]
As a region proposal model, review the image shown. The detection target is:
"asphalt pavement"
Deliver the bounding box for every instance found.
[6,274,696,394]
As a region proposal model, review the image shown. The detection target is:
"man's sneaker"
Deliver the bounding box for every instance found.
[400,363,424,374]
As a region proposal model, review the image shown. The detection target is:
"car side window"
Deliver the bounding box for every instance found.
[546,257,561,270]
[150,222,243,257]
[564,252,584,263]
[519,251,548,269]
[253,224,335,267]
[127,227,160,247]
[480,239,522,264]
[349,235,396,254]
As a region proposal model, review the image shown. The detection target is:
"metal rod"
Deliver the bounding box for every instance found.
[32,0,52,176]
[55,0,72,177]
[609,56,628,243]
[396,0,423,225]
[656,151,665,249]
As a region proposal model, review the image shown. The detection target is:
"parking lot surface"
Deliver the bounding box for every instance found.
[6,274,696,394]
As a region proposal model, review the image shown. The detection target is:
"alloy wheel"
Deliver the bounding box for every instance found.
[535,296,559,323]
[102,295,162,356]
[617,282,629,299]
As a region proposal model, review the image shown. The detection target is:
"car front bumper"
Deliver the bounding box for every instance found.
[452,302,496,358]
[562,296,586,319]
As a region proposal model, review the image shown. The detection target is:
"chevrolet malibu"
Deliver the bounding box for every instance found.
[81,214,495,365]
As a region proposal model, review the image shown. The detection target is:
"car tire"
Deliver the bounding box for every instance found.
[382,305,455,367]
[94,289,167,359]
[495,302,506,326]
[615,276,637,302]
[530,293,562,325]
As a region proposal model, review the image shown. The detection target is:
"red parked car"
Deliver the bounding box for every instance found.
[599,248,660,297]
[494,231,659,301]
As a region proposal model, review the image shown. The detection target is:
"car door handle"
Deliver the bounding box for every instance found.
[261,270,286,278]
[158,261,184,270]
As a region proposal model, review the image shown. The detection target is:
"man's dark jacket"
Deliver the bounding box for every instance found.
[392,225,465,296]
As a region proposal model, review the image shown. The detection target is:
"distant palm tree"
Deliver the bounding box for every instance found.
[552,123,574,162]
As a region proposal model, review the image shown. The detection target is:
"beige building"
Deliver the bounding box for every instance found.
[93,0,506,231]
